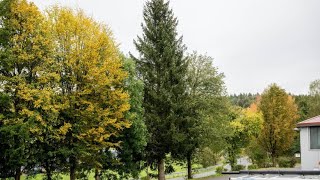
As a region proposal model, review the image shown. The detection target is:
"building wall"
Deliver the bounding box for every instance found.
[300,127,320,170]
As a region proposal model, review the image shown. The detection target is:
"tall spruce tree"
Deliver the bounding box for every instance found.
[132,0,188,179]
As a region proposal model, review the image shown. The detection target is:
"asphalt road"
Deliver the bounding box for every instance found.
[204,175,238,180]
[170,174,239,180]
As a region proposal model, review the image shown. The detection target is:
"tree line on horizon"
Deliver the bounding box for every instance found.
[0,0,319,180]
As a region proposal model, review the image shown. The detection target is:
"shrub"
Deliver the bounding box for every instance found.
[195,147,220,168]
[248,164,258,170]
[246,140,271,168]
[215,166,225,174]
[165,164,175,174]
[278,156,296,168]
[233,164,245,171]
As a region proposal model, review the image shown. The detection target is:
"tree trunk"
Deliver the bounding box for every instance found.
[271,154,277,167]
[15,167,21,180]
[70,157,76,180]
[158,158,165,180]
[146,165,150,180]
[46,172,52,180]
[45,161,52,180]
[187,155,192,179]
[228,147,236,171]
[94,169,101,180]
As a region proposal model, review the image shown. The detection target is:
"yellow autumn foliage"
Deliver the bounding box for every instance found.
[258,84,299,164]
[46,6,131,155]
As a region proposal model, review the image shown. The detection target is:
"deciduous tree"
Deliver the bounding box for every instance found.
[47,7,130,180]
[308,79,320,117]
[172,52,228,178]
[226,105,262,170]
[0,1,57,179]
[258,84,299,166]
[100,57,148,179]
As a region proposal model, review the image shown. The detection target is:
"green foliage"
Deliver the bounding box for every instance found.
[226,106,263,171]
[102,57,148,179]
[233,165,245,171]
[195,147,220,168]
[229,93,258,108]
[294,95,311,121]
[0,1,133,179]
[308,79,320,117]
[0,0,57,178]
[164,164,175,174]
[247,164,258,170]
[187,52,229,151]
[292,95,309,157]
[132,0,188,178]
[246,138,271,168]
[215,166,225,174]
[278,156,296,168]
[173,52,228,178]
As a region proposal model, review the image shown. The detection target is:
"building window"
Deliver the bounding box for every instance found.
[310,127,320,149]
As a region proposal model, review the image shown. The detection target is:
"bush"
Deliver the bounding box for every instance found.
[195,147,220,168]
[233,164,245,171]
[278,156,296,168]
[248,164,258,170]
[215,166,226,174]
[246,140,272,168]
[165,164,175,174]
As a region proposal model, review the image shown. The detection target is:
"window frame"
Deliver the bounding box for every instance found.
[310,126,320,150]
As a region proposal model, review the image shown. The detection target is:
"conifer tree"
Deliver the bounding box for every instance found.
[132,0,188,179]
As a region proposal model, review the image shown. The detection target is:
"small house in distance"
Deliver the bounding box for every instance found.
[297,115,320,170]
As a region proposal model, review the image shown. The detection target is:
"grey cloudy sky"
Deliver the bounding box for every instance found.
[30,0,320,95]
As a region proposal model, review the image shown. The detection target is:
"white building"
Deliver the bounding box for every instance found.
[297,115,320,170]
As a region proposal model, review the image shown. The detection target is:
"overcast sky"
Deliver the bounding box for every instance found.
[30,0,320,95]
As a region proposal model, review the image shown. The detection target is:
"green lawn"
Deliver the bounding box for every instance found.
[21,173,94,180]
[21,163,204,180]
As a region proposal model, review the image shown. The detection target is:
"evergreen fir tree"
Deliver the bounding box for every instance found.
[132,0,188,179]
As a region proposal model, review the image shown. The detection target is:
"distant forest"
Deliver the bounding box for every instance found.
[229,91,319,122]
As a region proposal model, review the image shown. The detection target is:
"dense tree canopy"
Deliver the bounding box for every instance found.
[0,1,135,179]
[103,57,148,179]
[308,79,320,117]
[171,52,228,178]
[258,84,299,166]
[226,105,263,170]
[47,7,131,180]
[229,93,258,108]
[1,0,317,179]
[132,0,188,179]
[0,0,57,179]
